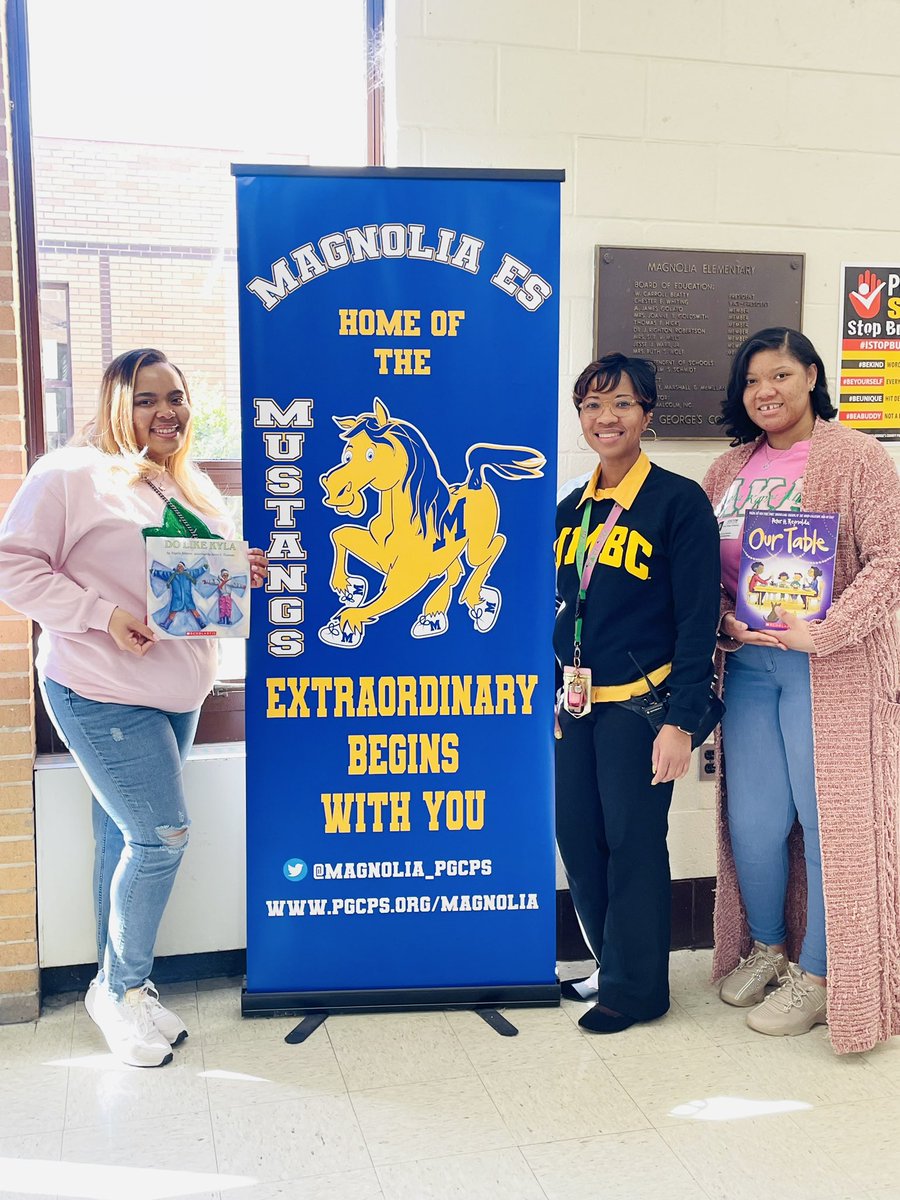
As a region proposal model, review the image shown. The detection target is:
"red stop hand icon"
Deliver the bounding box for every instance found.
[849,269,886,318]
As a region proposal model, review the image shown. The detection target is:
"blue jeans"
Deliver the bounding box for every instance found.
[722,646,826,977]
[42,678,199,1000]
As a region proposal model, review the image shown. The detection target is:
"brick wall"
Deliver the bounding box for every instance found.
[0,6,39,1023]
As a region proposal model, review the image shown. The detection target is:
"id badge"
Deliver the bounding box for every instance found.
[718,516,743,540]
[562,665,592,717]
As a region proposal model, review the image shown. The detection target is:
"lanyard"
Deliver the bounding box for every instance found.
[572,498,624,667]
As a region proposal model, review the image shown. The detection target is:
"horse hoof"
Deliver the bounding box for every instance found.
[468,586,501,633]
[318,618,364,648]
[337,575,368,607]
[411,611,449,638]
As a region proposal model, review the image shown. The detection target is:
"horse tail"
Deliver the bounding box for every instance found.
[463,444,546,490]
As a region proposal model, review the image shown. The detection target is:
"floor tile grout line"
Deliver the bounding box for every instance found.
[345,1084,393,1176]
[370,1144,550,1199]
[516,1144,554,1200]
[655,1123,728,1200]
[442,1006,495,1080]
[59,994,77,1152]
[321,1016,354,1096]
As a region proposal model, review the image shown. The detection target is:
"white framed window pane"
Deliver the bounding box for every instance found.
[28,0,367,460]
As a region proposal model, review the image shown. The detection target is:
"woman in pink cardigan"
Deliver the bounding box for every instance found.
[703,327,900,1053]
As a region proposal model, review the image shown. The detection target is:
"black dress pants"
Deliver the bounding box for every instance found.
[555,701,674,1021]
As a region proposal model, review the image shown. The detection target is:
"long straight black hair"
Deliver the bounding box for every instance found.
[721,327,837,445]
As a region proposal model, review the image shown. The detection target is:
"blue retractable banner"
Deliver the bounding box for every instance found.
[234,167,562,1012]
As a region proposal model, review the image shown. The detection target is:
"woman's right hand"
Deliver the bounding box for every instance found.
[108,607,157,656]
[720,610,785,649]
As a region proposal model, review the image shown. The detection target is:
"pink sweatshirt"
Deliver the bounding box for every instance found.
[714,437,810,599]
[0,447,233,712]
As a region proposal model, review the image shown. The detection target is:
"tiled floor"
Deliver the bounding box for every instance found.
[1,950,899,1200]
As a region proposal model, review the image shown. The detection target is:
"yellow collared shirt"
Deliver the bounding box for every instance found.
[577,451,652,511]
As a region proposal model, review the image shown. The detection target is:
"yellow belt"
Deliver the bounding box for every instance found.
[590,662,672,703]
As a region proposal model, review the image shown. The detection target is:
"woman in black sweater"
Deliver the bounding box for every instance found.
[555,353,720,1032]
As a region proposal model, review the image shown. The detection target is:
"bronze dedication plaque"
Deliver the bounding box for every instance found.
[594,248,804,439]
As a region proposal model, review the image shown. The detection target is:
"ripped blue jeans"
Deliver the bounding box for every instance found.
[42,678,199,1000]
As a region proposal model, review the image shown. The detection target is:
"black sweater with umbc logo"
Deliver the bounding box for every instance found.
[554,462,721,733]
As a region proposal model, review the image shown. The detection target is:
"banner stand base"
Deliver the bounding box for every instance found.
[474,1007,519,1037]
[284,1012,328,1044]
[242,981,559,1019]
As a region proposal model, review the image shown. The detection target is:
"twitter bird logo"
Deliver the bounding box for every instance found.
[283,858,308,882]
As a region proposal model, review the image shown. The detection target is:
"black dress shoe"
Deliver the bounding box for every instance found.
[578,1004,638,1034]
[560,976,599,1002]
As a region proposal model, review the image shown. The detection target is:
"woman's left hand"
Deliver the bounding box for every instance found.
[248,548,267,588]
[651,725,692,785]
[771,607,816,653]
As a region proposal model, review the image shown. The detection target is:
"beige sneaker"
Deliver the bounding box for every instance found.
[719,941,787,1007]
[746,963,827,1036]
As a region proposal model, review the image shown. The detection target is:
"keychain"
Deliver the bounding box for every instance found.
[562,662,592,717]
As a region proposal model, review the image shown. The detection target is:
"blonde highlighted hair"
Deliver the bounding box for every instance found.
[77,348,224,517]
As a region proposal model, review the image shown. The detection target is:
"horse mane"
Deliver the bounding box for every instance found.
[345,414,450,538]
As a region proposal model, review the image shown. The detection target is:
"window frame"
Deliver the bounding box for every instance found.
[10,0,385,749]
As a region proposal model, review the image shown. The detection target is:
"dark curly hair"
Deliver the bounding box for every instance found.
[572,353,658,413]
[720,328,837,445]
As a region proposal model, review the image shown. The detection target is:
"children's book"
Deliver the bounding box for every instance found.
[734,512,839,631]
[145,537,251,639]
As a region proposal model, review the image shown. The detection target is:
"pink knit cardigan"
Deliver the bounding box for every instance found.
[703,418,900,1054]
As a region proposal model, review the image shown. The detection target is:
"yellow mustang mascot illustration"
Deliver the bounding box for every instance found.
[319,398,545,648]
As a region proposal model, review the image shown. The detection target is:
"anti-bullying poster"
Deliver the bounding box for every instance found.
[234,167,562,1011]
[837,263,900,437]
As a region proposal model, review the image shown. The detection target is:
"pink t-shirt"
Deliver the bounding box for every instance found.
[716,438,811,600]
[0,447,233,712]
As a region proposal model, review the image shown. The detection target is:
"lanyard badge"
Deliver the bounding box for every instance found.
[562,663,592,716]
[561,498,624,718]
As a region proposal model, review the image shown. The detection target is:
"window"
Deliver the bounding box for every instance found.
[16,0,379,748]
[39,283,72,450]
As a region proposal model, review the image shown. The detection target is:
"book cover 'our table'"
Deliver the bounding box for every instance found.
[735,511,839,631]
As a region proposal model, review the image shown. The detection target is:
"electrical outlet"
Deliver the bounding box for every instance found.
[699,743,716,781]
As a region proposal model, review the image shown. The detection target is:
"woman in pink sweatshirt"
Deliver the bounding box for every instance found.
[0,348,266,1068]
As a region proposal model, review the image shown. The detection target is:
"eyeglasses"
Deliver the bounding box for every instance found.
[578,398,642,415]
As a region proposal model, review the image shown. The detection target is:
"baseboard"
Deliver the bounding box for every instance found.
[41,949,247,997]
[42,879,716,996]
[556,877,715,962]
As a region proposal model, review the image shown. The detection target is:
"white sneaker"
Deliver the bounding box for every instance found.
[85,982,173,1067]
[144,980,189,1046]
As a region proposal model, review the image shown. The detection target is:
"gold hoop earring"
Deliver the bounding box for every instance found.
[576,433,589,451]
[641,426,658,442]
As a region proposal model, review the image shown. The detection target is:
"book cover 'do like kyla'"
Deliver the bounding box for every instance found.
[734,511,840,631]
[146,537,251,639]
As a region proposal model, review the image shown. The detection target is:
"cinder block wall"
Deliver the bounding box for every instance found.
[389,0,900,878]
[0,5,38,1022]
